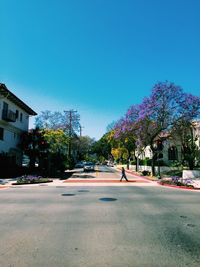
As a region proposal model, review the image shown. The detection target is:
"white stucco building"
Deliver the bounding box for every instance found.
[0,83,37,165]
[139,121,200,165]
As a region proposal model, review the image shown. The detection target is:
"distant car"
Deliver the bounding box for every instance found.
[75,162,84,168]
[107,162,114,167]
[83,162,95,172]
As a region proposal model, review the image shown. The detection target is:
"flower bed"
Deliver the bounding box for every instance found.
[12,175,53,185]
[159,176,196,189]
[159,179,194,189]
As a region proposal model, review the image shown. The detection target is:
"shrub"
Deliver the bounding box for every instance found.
[159,177,194,188]
[163,170,182,177]
[168,160,182,167]
[139,158,151,166]
[142,170,151,176]
[155,160,168,166]
[130,160,136,165]
[13,175,52,185]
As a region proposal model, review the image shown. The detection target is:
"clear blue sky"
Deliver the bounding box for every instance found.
[1,0,200,139]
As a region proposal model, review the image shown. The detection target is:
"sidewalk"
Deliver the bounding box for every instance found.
[113,166,159,187]
[115,166,200,191]
[116,167,157,183]
[0,167,158,188]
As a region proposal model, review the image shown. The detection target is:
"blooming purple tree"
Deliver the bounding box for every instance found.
[113,105,139,169]
[98,81,200,174]
[137,81,200,175]
[171,93,200,169]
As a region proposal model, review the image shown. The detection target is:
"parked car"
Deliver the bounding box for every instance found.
[107,163,114,167]
[75,162,84,168]
[107,162,114,167]
[83,162,95,172]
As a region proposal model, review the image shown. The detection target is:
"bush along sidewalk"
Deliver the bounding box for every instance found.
[12,175,53,185]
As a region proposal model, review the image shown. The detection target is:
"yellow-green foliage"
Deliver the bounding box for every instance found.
[41,129,69,154]
[111,147,128,160]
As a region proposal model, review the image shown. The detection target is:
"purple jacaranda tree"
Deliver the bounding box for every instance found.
[113,105,140,169]
[171,93,200,169]
[137,81,200,175]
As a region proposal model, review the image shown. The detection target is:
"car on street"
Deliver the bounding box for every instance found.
[107,163,114,167]
[75,162,85,168]
[83,162,95,171]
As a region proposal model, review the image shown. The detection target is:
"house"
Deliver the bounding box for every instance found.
[0,83,37,166]
[139,121,200,165]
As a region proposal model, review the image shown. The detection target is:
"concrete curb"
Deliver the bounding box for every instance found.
[158,182,200,191]
[116,167,200,191]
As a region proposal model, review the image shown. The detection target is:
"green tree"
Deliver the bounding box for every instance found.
[35,109,81,169]
[40,128,69,174]
[73,135,95,161]
[92,133,112,162]
[20,128,42,169]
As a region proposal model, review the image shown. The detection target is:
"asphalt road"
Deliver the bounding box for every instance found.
[0,167,200,267]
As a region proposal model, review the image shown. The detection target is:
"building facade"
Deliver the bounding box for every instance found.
[139,121,200,165]
[0,83,37,165]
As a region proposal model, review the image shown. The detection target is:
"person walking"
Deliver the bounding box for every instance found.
[120,167,129,182]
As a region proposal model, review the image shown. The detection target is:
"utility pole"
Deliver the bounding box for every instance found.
[79,125,84,137]
[68,110,72,158]
[64,110,80,158]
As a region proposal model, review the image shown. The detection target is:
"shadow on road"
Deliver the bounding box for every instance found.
[72,174,96,179]
[95,169,116,173]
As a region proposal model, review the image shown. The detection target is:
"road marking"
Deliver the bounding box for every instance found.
[0,185,9,190]
[63,179,149,183]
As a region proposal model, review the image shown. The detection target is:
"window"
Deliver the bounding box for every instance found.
[2,102,8,119]
[0,127,4,140]
[16,110,19,119]
[20,113,23,122]
[3,102,8,112]
[168,146,178,160]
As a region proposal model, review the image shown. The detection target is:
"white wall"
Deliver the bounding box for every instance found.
[0,97,30,164]
[139,140,182,163]
[0,127,21,152]
[0,98,29,132]
[182,170,200,179]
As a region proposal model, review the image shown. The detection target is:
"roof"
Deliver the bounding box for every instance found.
[0,83,37,116]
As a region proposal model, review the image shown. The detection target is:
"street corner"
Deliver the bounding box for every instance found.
[0,185,10,190]
[158,182,200,191]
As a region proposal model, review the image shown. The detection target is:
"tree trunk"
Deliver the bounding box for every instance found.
[126,159,130,170]
[151,157,155,176]
[135,156,138,172]
[29,152,36,170]
[188,156,194,170]
[126,152,131,170]
[150,146,156,176]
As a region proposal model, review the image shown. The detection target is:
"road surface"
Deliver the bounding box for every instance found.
[0,166,199,267]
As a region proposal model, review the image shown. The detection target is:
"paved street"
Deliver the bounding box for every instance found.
[0,167,200,267]
[62,165,157,187]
